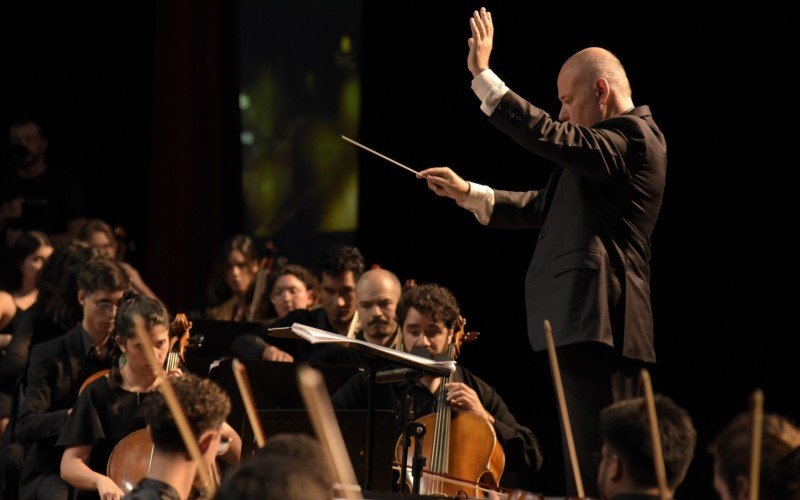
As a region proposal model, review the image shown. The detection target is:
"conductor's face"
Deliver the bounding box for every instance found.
[557,64,602,127]
[401,307,453,356]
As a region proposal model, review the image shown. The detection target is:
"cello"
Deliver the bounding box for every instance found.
[395,316,505,498]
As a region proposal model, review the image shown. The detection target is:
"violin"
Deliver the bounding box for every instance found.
[106,313,219,498]
[394,316,506,498]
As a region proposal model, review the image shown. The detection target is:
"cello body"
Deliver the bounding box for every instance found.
[107,428,154,492]
[395,410,505,497]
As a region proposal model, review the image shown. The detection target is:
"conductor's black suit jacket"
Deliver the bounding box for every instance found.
[486,92,666,363]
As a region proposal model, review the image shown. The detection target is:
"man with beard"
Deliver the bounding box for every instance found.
[332,283,542,489]
[308,267,402,365]
[1,118,87,248]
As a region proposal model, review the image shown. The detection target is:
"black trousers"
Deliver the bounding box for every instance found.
[555,343,647,498]
[0,442,25,500]
[19,468,70,500]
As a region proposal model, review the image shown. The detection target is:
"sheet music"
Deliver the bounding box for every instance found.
[268,323,456,374]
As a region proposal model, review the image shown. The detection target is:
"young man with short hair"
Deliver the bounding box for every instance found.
[16,255,129,500]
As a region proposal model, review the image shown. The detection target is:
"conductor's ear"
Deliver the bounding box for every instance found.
[595,78,610,104]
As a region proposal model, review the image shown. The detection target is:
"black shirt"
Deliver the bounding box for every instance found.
[2,167,86,234]
[122,478,181,500]
[331,364,543,486]
[56,375,153,483]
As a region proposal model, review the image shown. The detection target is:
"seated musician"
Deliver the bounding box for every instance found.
[58,294,241,500]
[205,235,265,322]
[265,264,318,324]
[231,245,365,362]
[16,255,129,500]
[308,267,402,366]
[79,219,161,304]
[710,412,800,500]
[595,395,696,500]
[331,283,542,488]
[123,373,234,500]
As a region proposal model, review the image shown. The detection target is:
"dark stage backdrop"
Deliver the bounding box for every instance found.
[1,1,797,498]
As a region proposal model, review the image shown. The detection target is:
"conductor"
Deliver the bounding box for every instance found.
[420,7,667,497]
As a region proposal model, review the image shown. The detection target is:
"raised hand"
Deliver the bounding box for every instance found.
[467,7,494,77]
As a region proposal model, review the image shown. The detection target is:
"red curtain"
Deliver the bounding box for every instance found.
[147,0,242,312]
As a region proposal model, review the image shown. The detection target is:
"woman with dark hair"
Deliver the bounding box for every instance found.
[0,231,53,337]
[205,235,265,322]
[58,293,241,499]
[0,242,99,442]
[79,219,161,303]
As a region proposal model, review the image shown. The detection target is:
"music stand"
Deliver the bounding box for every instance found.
[241,409,398,492]
[268,324,454,491]
[209,358,361,443]
[184,318,264,375]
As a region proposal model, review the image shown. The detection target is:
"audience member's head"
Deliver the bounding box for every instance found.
[79,219,124,261]
[9,118,47,170]
[355,268,401,346]
[596,395,696,499]
[710,412,800,500]
[215,455,331,500]
[267,264,318,319]
[141,374,231,464]
[317,246,364,330]
[2,230,52,291]
[254,433,334,488]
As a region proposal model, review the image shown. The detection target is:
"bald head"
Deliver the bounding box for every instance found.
[563,47,632,99]
[356,269,401,346]
[557,47,634,126]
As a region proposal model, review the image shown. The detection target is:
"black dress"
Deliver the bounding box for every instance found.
[56,374,153,498]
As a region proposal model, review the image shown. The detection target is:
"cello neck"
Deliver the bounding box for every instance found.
[430,343,456,476]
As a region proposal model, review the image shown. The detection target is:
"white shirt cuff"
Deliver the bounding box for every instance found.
[457,182,495,225]
[471,69,509,116]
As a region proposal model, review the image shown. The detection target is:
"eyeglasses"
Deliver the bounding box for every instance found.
[87,297,122,313]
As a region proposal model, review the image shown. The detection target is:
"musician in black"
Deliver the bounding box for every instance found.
[331,283,542,488]
[58,294,240,500]
[16,256,129,500]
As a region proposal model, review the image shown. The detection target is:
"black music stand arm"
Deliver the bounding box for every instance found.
[365,364,376,491]
[409,422,427,496]
[395,385,414,493]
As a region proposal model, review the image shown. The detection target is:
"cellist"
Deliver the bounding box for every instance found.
[331,283,542,489]
[58,294,241,500]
